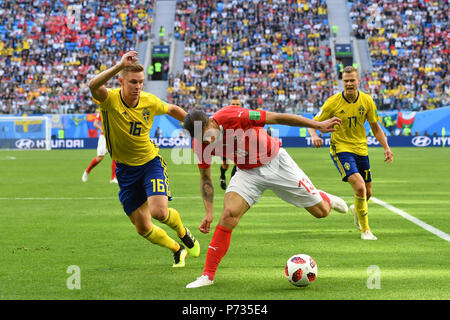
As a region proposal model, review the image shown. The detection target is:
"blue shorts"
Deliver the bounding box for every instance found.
[116,155,172,215]
[330,152,372,182]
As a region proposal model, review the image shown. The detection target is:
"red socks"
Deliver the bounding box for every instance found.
[319,191,331,208]
[86,158,100,173]
[203,225,232,281]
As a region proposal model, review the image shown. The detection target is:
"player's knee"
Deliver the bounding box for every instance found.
[150,207,167,221]
[354,185,366,197]
[135,223,152,236]
[306,203,329,219]
[220,208,240,229]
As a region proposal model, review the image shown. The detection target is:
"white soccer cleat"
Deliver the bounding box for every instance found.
[361,230,377,240]
[350,204,361,230]
[320,191,348,213]
[186,275,214,288]
[110,177,118,184]
[82,171,88,182]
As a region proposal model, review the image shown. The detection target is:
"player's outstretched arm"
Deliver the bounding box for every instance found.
[369,122,394,163]
[198,167,214,234]
[167,104,187,122]
[88,51,139,103]
[265,112,341,133]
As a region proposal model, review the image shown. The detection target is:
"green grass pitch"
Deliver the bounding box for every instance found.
[0,147,449,300]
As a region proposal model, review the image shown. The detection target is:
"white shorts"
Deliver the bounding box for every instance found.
[97,135,108,157]
[226,148,322,208]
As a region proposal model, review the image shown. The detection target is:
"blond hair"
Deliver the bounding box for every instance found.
[343,65,358,75]
[119,62,144,78]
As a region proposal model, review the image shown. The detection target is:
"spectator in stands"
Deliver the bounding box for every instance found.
[154,126,163,139]
[383,115,395,136]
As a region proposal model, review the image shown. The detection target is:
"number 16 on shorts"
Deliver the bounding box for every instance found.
[151,178,166,193]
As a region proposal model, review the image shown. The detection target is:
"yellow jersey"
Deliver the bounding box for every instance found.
[94,88,168,166]
[314,91,378,156]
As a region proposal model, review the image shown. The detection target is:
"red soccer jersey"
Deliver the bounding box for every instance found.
[193,106,281,170]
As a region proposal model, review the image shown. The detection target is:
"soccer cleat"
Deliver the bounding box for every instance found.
[320,191,348,213]
[361,230,377,240]
[350,204,361,230]
[220,177,226,190]
[172,244,187,268]
[186,275,214,288]
[180,227,200,258]
[82,171,88,182]
[110,177,118,184]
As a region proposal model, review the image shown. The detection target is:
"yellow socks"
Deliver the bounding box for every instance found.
[161,208,186,238]
[140,208,187,253]
[142,225,180,253]
[354,196,370,232]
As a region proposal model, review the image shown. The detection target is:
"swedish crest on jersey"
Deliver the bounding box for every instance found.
[142,108,151,123]
[358,105,365,116]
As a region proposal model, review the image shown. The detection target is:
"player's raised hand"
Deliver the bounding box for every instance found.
[119,51,139,68]
[317,116,341,133]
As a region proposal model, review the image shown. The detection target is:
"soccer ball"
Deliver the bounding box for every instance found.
[284,254,318,287]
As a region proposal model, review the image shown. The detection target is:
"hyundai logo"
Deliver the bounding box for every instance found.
[15,138,35,149]
[412,136,431,147]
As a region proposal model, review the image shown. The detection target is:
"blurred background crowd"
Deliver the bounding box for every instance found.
[0,0,447,115]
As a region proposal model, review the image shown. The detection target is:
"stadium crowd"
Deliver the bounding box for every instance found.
[167,0,336,114]
[1,0,447,116]
[349,0,449,111]
[0,0,154,115]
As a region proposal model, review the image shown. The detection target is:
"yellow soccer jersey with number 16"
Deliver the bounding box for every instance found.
[94,88,168,166]
[314,91,378,156]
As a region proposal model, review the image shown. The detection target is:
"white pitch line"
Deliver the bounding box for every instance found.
[371,197,450,242]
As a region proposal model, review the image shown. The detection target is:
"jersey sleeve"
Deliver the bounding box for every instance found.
[241,109,267,127]
[313,99,333,121]
[93,88,113,111]
[152,96,169,116]
[366,96,378,123]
